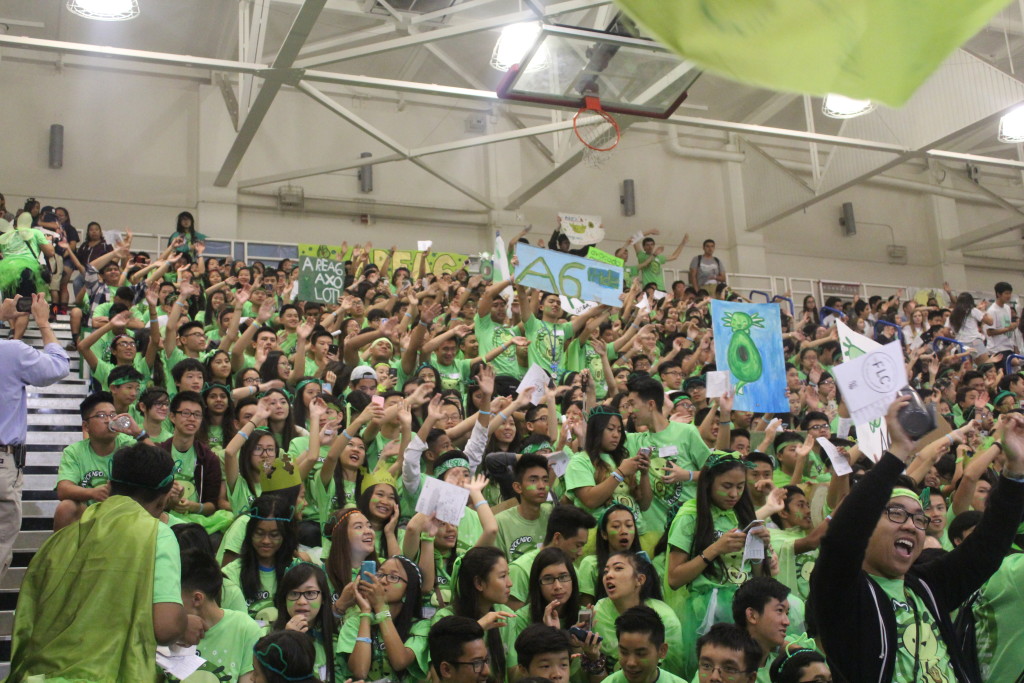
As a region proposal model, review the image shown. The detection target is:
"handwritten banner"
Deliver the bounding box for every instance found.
[514,243,623,307]
[710,300,788,412]
[586,246,625,267]
[558,212,604,246]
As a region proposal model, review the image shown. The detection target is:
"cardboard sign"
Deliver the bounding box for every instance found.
[558,212,604,246]
[515,243,623,307]
[710,301,788,412]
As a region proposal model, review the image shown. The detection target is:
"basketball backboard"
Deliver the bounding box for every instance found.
[496,25,701,119]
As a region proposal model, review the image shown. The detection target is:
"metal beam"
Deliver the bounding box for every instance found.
[214,0,329,187]
[296,82,494,208]
[961,237,1023,252]
[410,0,507,25]
[946,215,1024,250]
[294,0,612,68]
[742,92,800,126]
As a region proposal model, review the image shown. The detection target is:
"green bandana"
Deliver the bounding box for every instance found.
[434,457,470,479]
[294,378,322,395]
[521,442,553,455]
[705,450,756,470]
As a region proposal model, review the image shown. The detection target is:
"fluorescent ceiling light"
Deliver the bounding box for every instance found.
[66,0,140,21]
[491,22,547,72]
[822,93,875,119]
[998,105,1024,143]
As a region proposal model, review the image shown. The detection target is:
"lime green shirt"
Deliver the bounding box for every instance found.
[57,434,137,494]
[871,574,952,683]
[166,608,263,682]
[495,503,551,564]
[625,422,711,533]
[474,313,523,379]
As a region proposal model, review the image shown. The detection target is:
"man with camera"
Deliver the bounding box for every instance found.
[0,293,70,578]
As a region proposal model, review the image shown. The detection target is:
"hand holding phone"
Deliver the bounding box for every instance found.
[360,560,377,583]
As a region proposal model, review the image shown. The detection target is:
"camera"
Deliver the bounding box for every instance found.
[15,298,32,313]
[896,386,937,440]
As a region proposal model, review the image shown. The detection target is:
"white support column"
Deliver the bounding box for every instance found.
[930,191,968,291]
[721,141,767,276]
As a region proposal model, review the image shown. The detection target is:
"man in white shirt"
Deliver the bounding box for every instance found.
[986,282,1016,355]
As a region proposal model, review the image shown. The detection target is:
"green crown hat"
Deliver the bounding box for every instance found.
[259,457,302,494]
[361,468,398,495]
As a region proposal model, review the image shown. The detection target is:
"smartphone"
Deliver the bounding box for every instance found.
[328,344,339,356]
[371,395,385,407]
[15,297,32,313]
[361,559,377,583]
[389,368,398,378]
[577,607,593,631]
[569,626,603,644]
[742,520,765,533]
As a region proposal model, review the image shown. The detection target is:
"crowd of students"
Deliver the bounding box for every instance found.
[4,202,1024,683]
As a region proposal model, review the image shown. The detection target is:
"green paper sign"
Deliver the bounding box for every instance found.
[587,246,625,267]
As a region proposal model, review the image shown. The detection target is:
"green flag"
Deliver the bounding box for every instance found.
[614,0,1012,106]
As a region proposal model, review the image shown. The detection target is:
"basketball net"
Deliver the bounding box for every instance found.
[574,96,620,168]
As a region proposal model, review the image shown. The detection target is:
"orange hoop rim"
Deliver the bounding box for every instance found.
[573,96,621,152]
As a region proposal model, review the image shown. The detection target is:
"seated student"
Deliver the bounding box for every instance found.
[578,505,642,605]
[494,453,553,564]
[107,364,144,415]
[768,486,828,603]
[270,563,336,683]
[159,390,227,527]
[745,451,776,510]
[428,614,492,683]
[10,443,192,681]
[54,392,139,530]
[694,623,763,683]
[810,401,1024,683]
[514,623,605,683]
[601,604,687,683]
[733,577,815,681]
[507,504,596,609]
[177,549,264,683]
[252,630,320,683]
[768,649,831,683]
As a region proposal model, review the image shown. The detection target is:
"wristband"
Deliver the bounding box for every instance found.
[404,312,412,318]
[477,410,492,416]
[355,637,373,645]
[342,429,354,440]
[237,430,250,441]
[135,430,148,442]
[496,413,508,422]
[698,552,712,564]
[945,433,956,447]
[373,610,392,624]
[474,500,489,509]
[420,532,435,542]
[718,419,731,425]
[611,470,625,483]
[175,300,187,307]
[418,320,429,327]
[357,612,373,621]
[684,470,692,482]
[993,441,1004,453]
[249,385,257,395]
[1003,471,1024,483]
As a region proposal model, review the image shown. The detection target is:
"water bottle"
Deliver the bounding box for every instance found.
[109,415,132,433]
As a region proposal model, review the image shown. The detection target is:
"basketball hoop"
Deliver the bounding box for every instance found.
[574,96,620,168]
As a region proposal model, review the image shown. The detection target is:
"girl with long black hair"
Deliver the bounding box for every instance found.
[577,504,642,604]
[271,563,335,683]
[221,494,299,622]
[664,451,772,677]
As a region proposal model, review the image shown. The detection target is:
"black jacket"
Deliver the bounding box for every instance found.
[809,451,1024,683]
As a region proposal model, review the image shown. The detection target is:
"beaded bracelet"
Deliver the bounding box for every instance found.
[580,655,606,675]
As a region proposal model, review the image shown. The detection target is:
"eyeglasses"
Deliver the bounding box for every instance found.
[819,379,836,386]
[539,573,572,586]
[243,377,260,385]
[173,410,204,420]
[808,424,830,432]
[285,589,321,601]
[253,446,275,455]
[661,369,683,376]
[115,340,137,349]
[451,659,489,674]
[253,529,283,541]
[698,661,750,679]
[87,412,117,421]
[150,400,170,408]
[184,331,207,339]
[375,572,407,584]
[885,505,930,531]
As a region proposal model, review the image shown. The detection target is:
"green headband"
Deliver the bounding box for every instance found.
[254,643,309,681]
[203,382,231,395]
[993,390,1016,408]
[294,378,322,395]
[890,487,926,509]
[705,450,756,471]
[247,504,296,523]
[672,394,692,405]
[588,406,622,421]
[109,374,142,387]
[434,457,470,479]
[521,442,552,455]
[108,470,175,491]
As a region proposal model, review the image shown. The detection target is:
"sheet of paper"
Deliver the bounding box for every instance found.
[418,240,432,251]
[156,315,169,327]
[517,364,550,405]
[548,449,570,478]
[832,340,905,424]
[629,230,645,245]
[817,437,853,476]
[706,370,731,398]
[652,290,667,301]
[415,477,470,527]
[636,294,651,313]
[766,417,781,432]
[559,295,598,317]
[658,444,679,458]
[742,530,765,564]
[156,646,206,679]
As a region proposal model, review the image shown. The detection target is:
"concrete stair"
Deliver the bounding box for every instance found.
[0,316,87,676]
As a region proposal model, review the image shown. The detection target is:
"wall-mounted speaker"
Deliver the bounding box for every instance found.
[358,152,373,193]
[49,124,64,169]
[621,179,636,216]
[840,201,856,236]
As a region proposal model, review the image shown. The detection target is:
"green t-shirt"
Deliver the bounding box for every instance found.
[639,252,666,290]
[593,597,685,677]
[226,476,261,517]
[974,553,1024,682]
[0,226,46,260]
[564,451,646,536]
[508,547,540,604]
[221,559,278,623]
[566,338,611,399]
[604,668,687,683]
[92,354,152,392]
[216,514,249,565]
[495,503,551,564]
[335,609,431,682]
[871,574,952,683]
[625,422,711,534]
[154,522,183,605]
[524,317,573,375]
[166,608,263,682]
[169,444,199,502]
[57,434,137,494]
[433,356,472,395]
[667,499,749,589]
[769,526,817,602]
[474,313,523,379]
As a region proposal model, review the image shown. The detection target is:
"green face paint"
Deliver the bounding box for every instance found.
[524,484,539,491]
